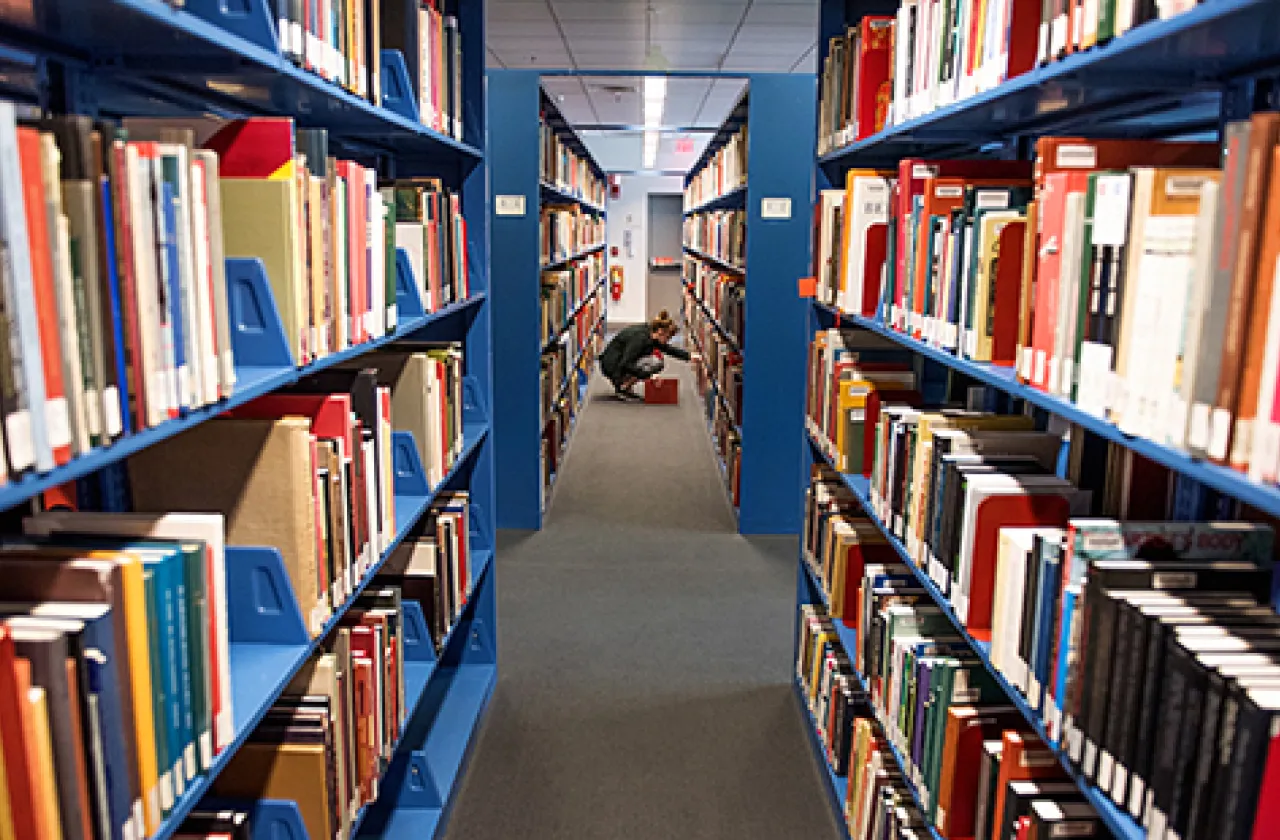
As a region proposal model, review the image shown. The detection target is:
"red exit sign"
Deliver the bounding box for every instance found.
[675,138,694,154]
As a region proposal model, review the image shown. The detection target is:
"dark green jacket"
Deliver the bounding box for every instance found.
[599,323,690,378]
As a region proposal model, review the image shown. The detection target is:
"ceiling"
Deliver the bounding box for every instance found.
[486,0,819,172]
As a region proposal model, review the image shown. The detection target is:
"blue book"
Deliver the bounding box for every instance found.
[1050,586,1078,749]
[1030,535,1064,714]
[140,544,194,793]
[157,178,187,414]
[99,179,131,436]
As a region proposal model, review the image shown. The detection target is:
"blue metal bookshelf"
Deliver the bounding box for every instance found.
[684,75,816,535]
[0,2,498,839]
[796,0,1280,836]
[490,70,609,530]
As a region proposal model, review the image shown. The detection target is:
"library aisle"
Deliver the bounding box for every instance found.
[444,360,839,839]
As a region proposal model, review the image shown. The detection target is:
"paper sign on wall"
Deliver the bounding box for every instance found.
[761,197,792,219]
[496,194,526,216]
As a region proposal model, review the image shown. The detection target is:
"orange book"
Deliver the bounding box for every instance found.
[16,127,71,466]
[936,706,1023,839]
[0,628,40,840]
[990,731,1064,838]
[1032,138,1218,186]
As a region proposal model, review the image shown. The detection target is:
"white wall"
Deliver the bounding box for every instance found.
[606,174,685,324]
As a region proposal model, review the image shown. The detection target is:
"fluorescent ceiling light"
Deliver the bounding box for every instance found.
[642,76,666,168]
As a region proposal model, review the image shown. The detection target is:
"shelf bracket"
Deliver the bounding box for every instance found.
[227,257,296,373]
[225,545,310,646]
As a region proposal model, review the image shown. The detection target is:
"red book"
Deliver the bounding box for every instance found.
[107,140,147,430]
[991,731,1064,839]
[962,486,1074,640]
[936,707,1023,839]
[859,220,889,316]
[854,17,894,141]
[1028,171,1088,390]
[0,626,41,839]
[350,654,376,801]
[833,535,897,624]
[202,117,296,180]
[863,388,923,477]
[1005,0,1043,83]
[17,127,72,465]
[893,160,1033,327]
[990,220,1027,365]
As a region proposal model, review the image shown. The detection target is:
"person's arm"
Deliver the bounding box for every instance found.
[655,341,691,362]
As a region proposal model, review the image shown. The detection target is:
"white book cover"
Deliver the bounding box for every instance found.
[125,145,170,427]
[187,156,219,406]
[51,213,90,455]
[161,143,201,411]
[0,102,48,473]
[841,174,891,317]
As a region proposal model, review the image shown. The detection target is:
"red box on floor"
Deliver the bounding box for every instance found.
[645,376,679,404]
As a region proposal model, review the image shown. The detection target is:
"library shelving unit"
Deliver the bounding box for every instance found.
[680,77,816,535]
[0,2,496,839]
[489,71,609,530]
[795,0,1280,839]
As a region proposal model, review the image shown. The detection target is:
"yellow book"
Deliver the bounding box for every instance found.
[971,211,1026,362]
[24,684,62,840]
[220,177,306,362]
[307,172,327,361]
[213,742,333,840]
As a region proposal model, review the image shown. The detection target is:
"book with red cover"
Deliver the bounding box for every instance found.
[17,126,72,465]
[1029,171,1088,390]
[0,625,41,839]
[961,484,1075,640]
[990,731,1065,840]
[936,706,1023,840]
[854,17,894,140]
[990,220,1028,365]
[202,118,297,180]
[863,388,924,477]
[894,160,1034,326]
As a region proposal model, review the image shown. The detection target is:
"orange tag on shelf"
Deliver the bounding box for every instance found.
[798,276,816,298]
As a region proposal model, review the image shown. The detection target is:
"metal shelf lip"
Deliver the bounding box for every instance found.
[682,245,746,275]
[0,292,486,516]
[683,184,748,216]
[683,283,742,353]
[539,181,607,213]
[540,278,607,355]
[818,0,1280,167]
[814,301,1280,516]
[148,424,491,840]
[540,242,607,271]
[807,434,1144,840]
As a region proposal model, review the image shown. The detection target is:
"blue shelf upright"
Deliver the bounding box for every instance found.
[488,70,608,530]
[684,75,817,535]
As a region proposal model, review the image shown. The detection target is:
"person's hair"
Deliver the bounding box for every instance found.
[651,310,678,336]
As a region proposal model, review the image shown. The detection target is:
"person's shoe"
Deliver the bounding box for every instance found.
[614,384,642,401]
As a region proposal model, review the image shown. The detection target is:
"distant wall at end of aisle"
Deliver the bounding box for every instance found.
[607,174,684,324]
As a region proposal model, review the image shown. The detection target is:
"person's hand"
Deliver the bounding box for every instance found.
[690,352,703,362]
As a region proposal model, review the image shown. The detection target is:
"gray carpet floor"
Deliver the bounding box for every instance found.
[442,357,840,840]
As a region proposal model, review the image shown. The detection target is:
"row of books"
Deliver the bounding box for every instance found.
[0,345,470,840]
[0,107,472,487]
[812,354,1280,839]
[683,210,746,269]
[171,806,250,839]
[685,259,745,350]
[820,0,1202,155]
[540,205,605,266]
[276,0,465,141]
[804,473,1122,840]
[684,297,742,431]
[539,120,606,208]
[541,325,602,504]
[539,253,604,348]
[683,126,747,211]
[540,312,602,435]
[215,586,410,840]
[210,490,474,840]
[813,131,1280,482]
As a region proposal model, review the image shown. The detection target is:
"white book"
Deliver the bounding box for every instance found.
[52,213,91,455]
[187,155,219,406]
[1053,191,1086,399]
[125,145,170,427]
[193,151,235,400]
[0,103,47,473]
[842,174,892,317]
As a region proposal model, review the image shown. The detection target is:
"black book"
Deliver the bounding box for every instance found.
[996,781,1081,840]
